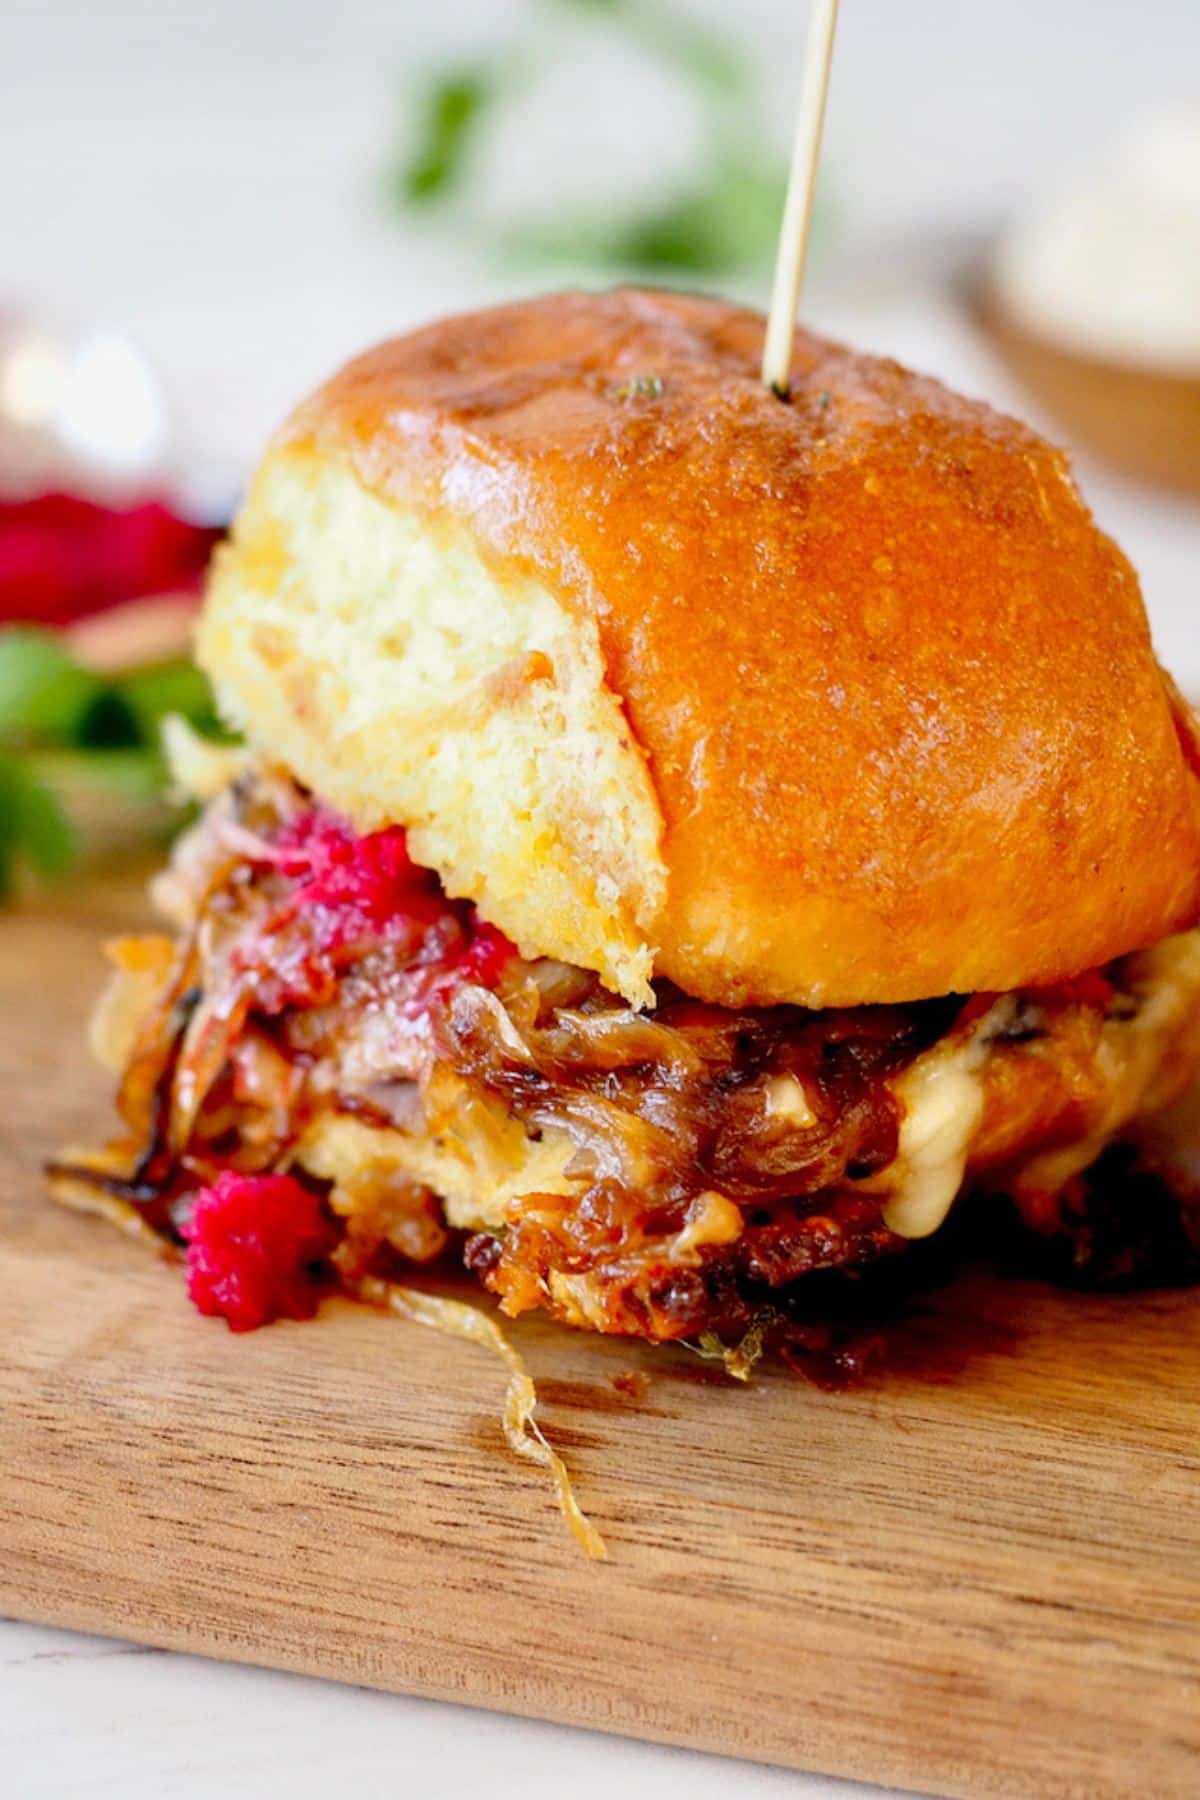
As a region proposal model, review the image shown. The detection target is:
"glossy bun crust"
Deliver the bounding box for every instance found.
[199,288,1200,1007]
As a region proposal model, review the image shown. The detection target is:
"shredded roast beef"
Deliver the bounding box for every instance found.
[52,765,1200,1349]
[443,978,961,1335]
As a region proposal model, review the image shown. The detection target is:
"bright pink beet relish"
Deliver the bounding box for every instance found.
[273,810,448,939]
[187,814,517,1329]
[445,918,517,988]
[0,492,222,625]
[232,807,518,1012]
[183,1170,336,1332]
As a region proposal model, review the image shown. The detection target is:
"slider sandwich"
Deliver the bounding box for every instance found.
[55,289,1200,1361]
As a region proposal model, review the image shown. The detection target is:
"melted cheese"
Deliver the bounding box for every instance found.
[1015,932,1200,1198]
[876,931,1200,1240]
[872,1007,1007,1240]
[294,1101,579,1234]
[667,1190,744,1264]
[763,1074,817,1128]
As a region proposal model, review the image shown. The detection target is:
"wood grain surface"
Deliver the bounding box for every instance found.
[2,873,1200,1799]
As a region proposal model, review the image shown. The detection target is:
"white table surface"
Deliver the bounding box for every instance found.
[2,3,1197,1794]
[0,1621,875,1800]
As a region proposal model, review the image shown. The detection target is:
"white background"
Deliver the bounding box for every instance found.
[3,0,1197,679]
[2,3,1198,1795]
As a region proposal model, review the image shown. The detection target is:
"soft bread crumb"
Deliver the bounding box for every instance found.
[197,448,666,1007]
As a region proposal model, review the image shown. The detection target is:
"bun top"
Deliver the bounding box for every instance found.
[199,288,1200,1008]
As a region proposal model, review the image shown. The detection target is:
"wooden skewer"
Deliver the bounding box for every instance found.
[761,0,841,398]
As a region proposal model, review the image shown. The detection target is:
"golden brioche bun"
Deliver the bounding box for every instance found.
[197,288,1200,1009]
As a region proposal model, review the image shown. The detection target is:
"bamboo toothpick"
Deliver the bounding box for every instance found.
[761,0,840,397]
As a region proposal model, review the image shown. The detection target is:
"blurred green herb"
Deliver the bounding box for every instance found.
[118,659,223,742]
[0,629,103,744]
[511,154,786,276]
[0,753,76,901]
[612,372,665,400]
[402,66,497,204]
[391,0,801,278]
[0,624,226,897]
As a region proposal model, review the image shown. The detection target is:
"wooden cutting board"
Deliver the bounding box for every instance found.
[2,872,1199,1800]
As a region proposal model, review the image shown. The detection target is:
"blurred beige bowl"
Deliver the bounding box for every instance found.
[976,104,1200,497]
[975,281,1200,498]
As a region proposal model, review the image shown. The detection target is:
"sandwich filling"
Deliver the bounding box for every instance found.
[54,757,1200,1347]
